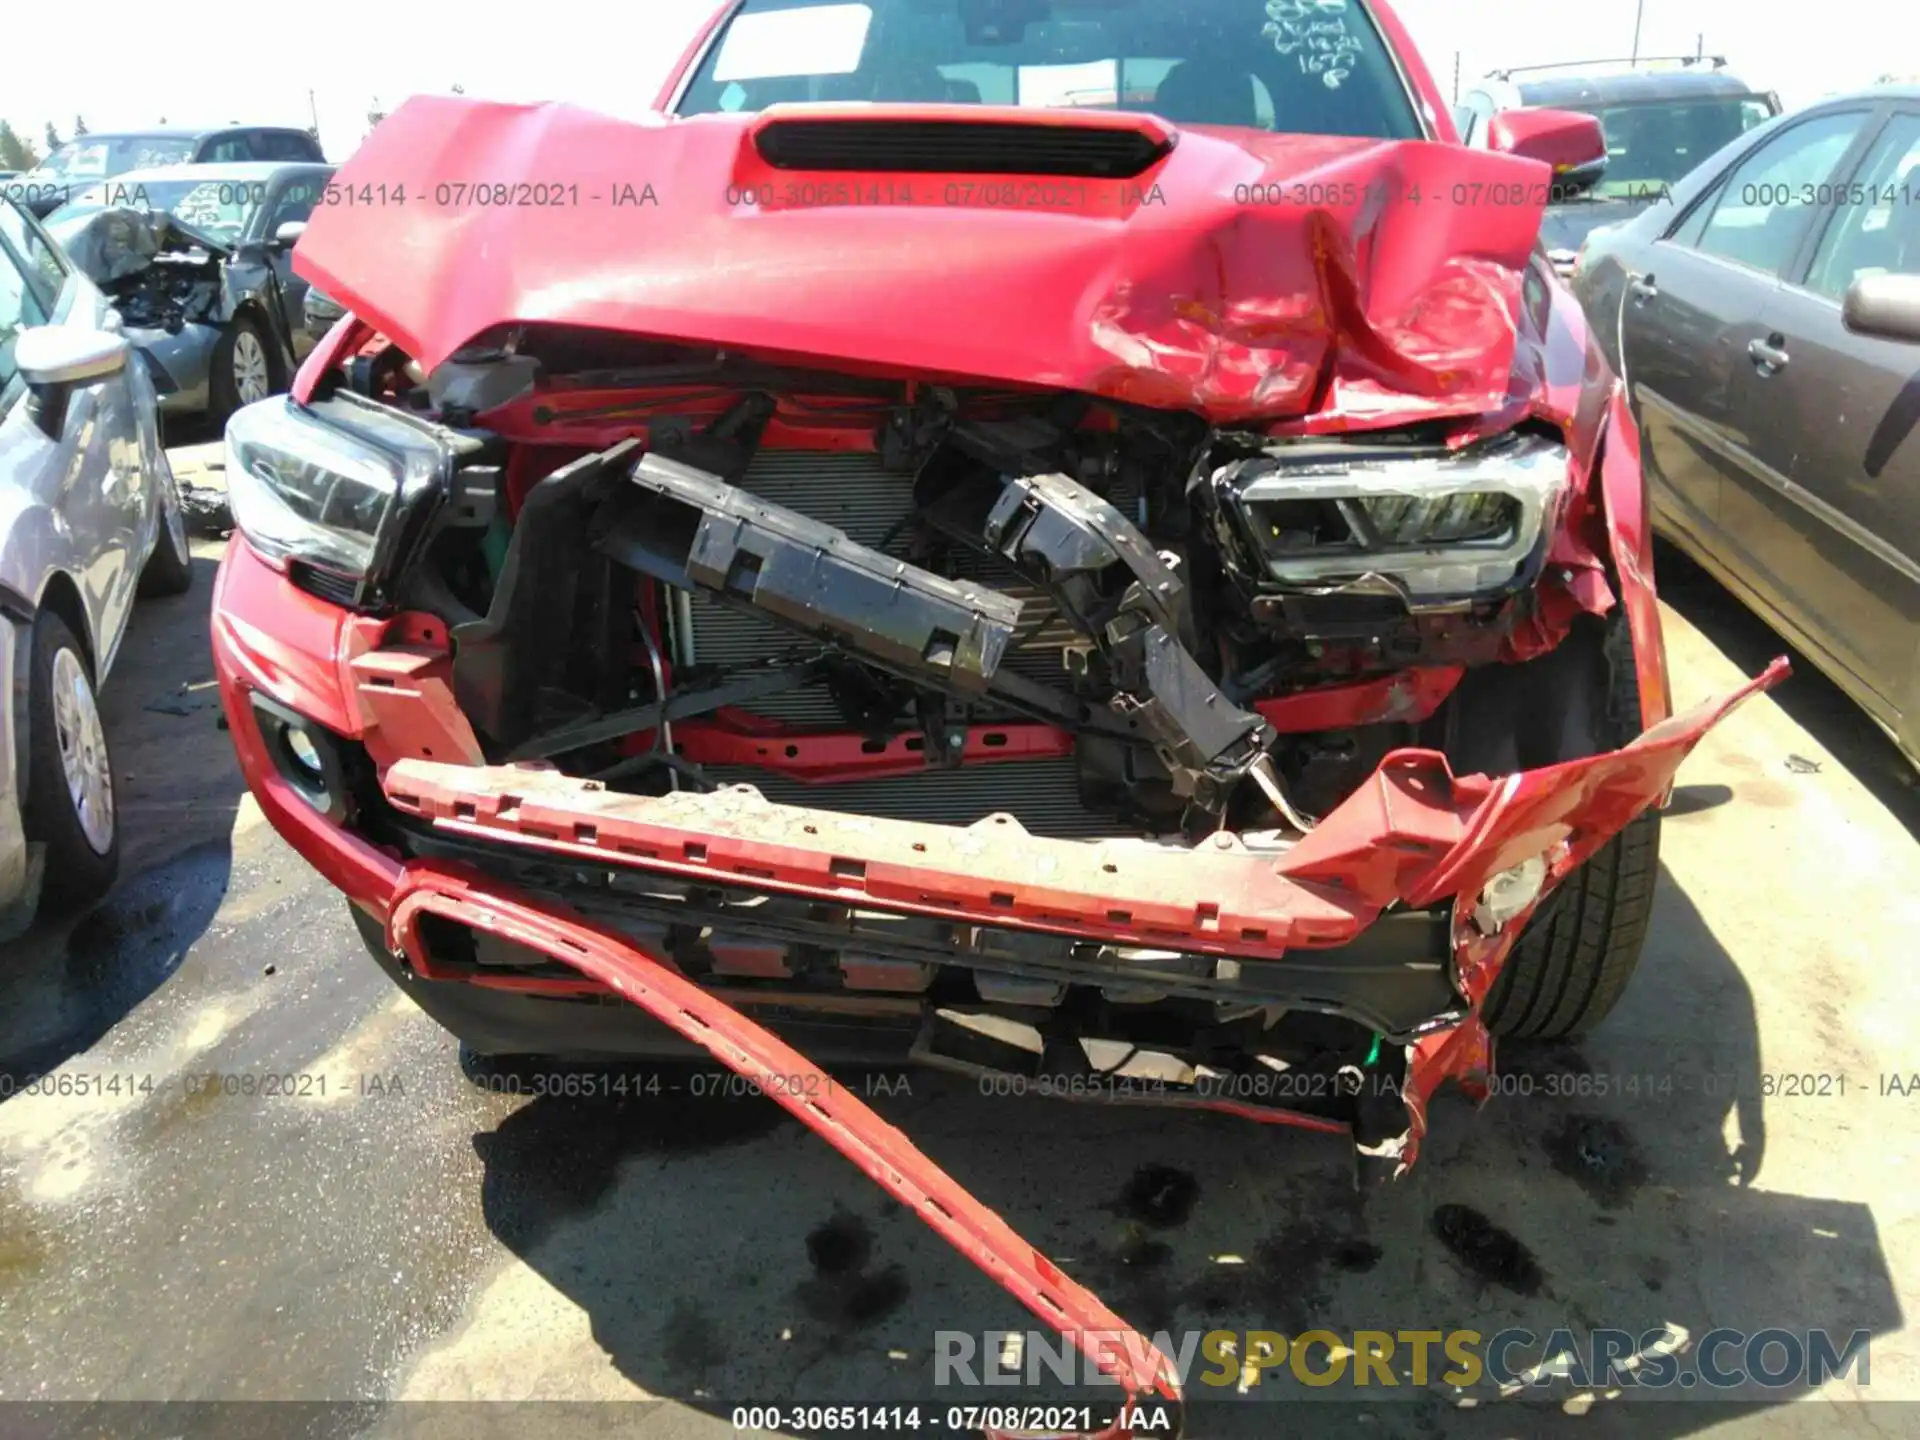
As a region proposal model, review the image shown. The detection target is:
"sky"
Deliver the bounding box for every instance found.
[3,0,1915,163]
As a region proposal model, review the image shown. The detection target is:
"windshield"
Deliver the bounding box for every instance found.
[1579,97,1776,194]
[27,135,197,183]
[46,177,264,242]
[675,0,1422,141]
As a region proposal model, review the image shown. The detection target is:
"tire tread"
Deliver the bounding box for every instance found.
[1482,619,1662,1040]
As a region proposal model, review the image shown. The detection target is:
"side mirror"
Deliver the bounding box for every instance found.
[273,219,307,249]
[1486,107,1609,198]
[16,325,130,438]
[1843,273,1920,343]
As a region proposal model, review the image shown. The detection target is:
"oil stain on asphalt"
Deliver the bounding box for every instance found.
[475,1081,794,1251]
[1543,1114,1650,1210]
[796,1211,910,1328]
[662,1296,728,1378]
[1115,1164,1200,1228]
[1430,1203,1545,1296]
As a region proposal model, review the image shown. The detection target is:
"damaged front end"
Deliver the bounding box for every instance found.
[211,89,1787,1438]
[53,205,290,412]
[217,374,1779,1123]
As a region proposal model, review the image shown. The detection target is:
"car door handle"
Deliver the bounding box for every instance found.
[1628,275,1659,303]
[1748,335,1790,374]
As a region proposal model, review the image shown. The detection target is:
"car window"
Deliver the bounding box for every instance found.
[0,224,51,406]
[0,197,67,313]
[28,135,195,183]
[1666,179,1723,247]
[1585,96,1775,195]
[1689,111,1868,275]
[1458,90,1494,146]
[676,0,1423,141]
[1805,113,1920,301]
[252,132,320,161]
[198,135,254,163]
[266,176,324,233]
[49,176,265,244]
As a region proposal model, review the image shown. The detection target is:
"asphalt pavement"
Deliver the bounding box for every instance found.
[1,439,1916,1440]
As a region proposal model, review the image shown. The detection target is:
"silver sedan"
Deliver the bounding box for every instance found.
[0,196,192,939]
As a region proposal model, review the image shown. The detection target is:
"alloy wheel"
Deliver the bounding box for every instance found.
[50,646,115,855]
[232,330,271,406]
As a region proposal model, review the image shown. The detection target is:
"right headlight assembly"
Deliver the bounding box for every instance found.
[225,393,455,609]
[1212,430,1571,609]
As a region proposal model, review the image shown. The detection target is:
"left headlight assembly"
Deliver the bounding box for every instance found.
[224,393,453,609]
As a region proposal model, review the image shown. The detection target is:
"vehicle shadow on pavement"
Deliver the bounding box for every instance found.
[0,552,239,1093]
[458,862,1899,1437]
[1655,539,1920,843]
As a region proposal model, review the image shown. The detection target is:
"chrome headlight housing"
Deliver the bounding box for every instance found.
[1215,430,1571,609]
[225,393,455,609]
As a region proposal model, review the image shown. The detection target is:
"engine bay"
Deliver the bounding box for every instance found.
[58,207,229,331]
[357,342,1577,851]
[111,251,224,331]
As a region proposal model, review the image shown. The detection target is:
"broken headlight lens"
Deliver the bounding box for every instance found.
[225,394,451,608]
[1217,430,1570,607]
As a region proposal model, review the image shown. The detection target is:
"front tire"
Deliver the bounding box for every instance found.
[209,314,278,421]
[24,613,120,912]
[1482,618,1661,1040]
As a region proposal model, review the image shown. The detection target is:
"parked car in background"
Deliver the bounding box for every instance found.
[302,284,344,346]
[1575,86,1920,768]
[0,196,193,939]
[44,161,335,420]
[4,127,325,219]
[1461,58,1780,273]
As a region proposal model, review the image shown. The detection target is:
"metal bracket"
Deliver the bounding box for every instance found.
[914,449,1277,820]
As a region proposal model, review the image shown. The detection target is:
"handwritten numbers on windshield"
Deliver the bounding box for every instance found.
[1263,0,1361,90]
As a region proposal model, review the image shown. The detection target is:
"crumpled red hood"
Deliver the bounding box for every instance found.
[297,96,1557,425]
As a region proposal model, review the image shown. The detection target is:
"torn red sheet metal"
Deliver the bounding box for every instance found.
[388,865,1183,1440]
[353,661,1787,1432]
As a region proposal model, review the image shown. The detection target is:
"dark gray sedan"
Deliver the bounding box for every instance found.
[43,161,333,419]
[1575,86,1920,767]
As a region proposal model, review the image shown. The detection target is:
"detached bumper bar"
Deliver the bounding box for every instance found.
[390,866,1184,1438]
[382,657,1787,976]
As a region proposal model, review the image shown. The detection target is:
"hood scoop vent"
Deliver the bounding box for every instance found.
[753,116,1171,178]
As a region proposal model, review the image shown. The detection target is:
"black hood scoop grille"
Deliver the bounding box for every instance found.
[753,116,1171,178]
